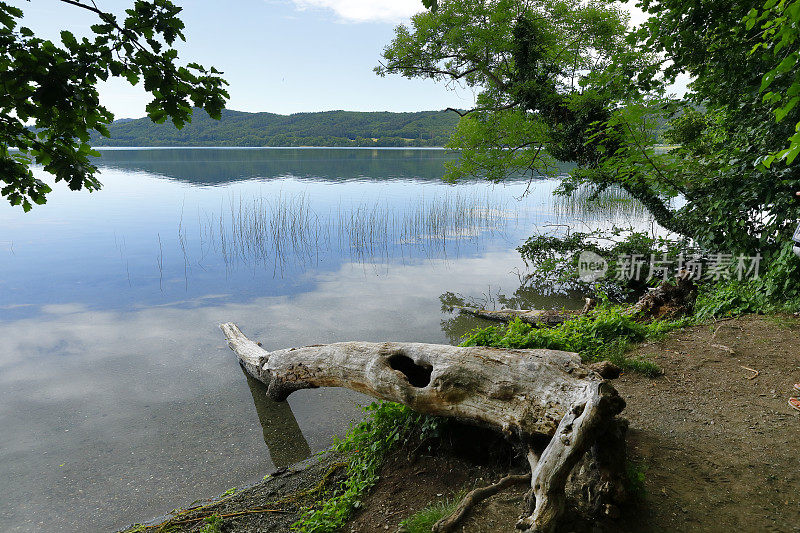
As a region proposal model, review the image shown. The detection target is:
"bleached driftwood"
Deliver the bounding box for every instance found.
[452,298,596,327]
[451,306,574,326]
[220,323,625,533]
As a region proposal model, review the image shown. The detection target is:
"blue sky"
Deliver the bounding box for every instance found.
[15,1,678,119]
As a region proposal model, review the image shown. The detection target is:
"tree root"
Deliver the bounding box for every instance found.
[630,272,697,320]
[432,473,531,532]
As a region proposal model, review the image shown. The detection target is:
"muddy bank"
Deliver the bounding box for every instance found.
[119,451,348,533]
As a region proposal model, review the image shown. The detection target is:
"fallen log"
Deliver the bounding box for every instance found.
[451,306,575,326]
[451,298,596,327]
[457,273,697,328]
[220,323,626,533]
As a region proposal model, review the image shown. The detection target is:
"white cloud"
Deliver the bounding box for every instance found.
[289,0,425,23]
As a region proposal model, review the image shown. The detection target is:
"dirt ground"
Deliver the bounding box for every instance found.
[617,314,800,532]
[346,314,800,533]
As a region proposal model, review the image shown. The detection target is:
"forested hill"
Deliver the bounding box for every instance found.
[89,109,461,147]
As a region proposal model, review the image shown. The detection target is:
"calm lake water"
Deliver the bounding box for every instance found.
[0,148,650,531]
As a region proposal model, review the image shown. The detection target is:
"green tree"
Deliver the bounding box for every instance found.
[633,0,800,255]
[379,0,800,259]
[747,0,800,165]
[0,0,228,211]
[377,0,684,232]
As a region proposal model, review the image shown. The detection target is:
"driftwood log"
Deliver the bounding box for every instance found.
[221,323,625,533]
[451,298,596,327]
[456,275,698,327]
[451,306,575,327]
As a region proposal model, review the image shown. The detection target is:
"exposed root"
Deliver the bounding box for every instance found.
[432,473,531,533]
[630,273,697,320]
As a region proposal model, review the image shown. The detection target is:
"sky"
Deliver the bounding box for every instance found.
[14,1,681,119]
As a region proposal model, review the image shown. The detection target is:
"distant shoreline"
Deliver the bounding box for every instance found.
[91,145,451,150]
[89,109,460,149]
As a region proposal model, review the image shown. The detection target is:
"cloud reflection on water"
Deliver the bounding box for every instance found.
[0,249,537,532]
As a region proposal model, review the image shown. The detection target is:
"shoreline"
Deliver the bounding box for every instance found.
[90,145,451,150]
[119,450,348,533]
[120,314,800,533]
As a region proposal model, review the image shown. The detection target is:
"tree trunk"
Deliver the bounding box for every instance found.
[630,273,697,319]
[220,323,626,533]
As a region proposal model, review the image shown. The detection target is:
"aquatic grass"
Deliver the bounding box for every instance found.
[551,184,651,221]
[197,190,513,272]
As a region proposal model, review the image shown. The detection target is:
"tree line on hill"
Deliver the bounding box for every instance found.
[88,109,461,147]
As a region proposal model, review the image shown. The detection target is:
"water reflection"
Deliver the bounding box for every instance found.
[0,149,660,532]
[438,284,587,345]
[242,368,312,468]
[1,246,552,532]
[94,148,464,185]
[92,148,576,185]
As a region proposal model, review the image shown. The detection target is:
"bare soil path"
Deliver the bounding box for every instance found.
[616,314,800,532]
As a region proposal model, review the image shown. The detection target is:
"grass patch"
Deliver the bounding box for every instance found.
[398,490,467,533]
[625,460,648,501]
[198,514,223,533]
[460,304,691,376]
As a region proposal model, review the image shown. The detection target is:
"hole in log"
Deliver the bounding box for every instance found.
[388,354,432,388]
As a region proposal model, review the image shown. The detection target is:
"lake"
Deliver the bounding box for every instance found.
[0,148,650,531]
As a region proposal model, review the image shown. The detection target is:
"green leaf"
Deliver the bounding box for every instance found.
[777,53,797,73]
[775,96,800,121]
[785,143,800,164]
[761,70,776,93]
[0,0,228,211]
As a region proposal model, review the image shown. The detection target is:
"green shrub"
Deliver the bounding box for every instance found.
[461,305,691,376]
[625,460,648,501]
[695,242,800,319]
[517,228,693,301]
